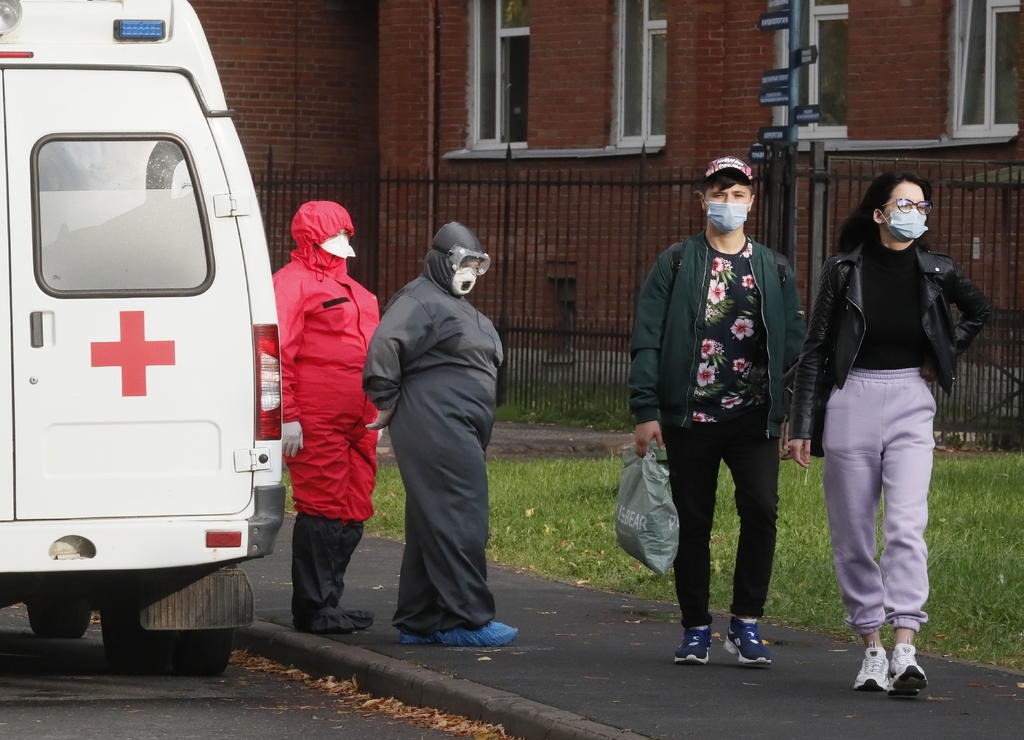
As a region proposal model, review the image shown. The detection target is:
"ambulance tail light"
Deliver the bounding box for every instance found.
[254,325,281,441]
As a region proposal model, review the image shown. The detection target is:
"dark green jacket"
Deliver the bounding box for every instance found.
[628,233,805,437]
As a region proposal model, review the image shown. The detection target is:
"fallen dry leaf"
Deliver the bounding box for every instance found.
[231,650,522,739]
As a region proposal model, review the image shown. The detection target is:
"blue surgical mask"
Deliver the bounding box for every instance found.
[707,201,749,234]
[884,209,928,242]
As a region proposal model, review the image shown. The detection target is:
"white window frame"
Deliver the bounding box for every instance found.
[774,1,848,139]
[470,0,529,150]
[616,0,666,148]
[953,0,1020,138]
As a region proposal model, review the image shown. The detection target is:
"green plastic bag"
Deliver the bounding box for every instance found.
[614,445,678,575]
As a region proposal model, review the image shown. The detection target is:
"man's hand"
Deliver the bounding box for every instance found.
[787,438,811,468]
[634,420,664,458]
[366,407,395,431]
[282,421,303,457]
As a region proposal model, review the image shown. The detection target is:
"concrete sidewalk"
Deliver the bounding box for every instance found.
[239,423,1023,740]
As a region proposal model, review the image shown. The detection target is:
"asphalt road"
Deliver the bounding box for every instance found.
[0,605,472,740]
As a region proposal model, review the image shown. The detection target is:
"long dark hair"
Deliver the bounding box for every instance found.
[837,171,933,253]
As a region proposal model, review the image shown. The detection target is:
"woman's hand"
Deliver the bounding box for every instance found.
[634,420,664,457]
[282,421,304,457]
[787,438,811,468]
[366,407,395,431]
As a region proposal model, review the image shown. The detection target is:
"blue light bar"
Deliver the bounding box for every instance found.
[114,20,166,41]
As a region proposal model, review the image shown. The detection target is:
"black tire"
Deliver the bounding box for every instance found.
[27,597,92,639]
[100,606,176,674]
[173,628,235,676]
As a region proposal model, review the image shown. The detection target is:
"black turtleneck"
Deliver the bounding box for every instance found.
[854,239,929,370]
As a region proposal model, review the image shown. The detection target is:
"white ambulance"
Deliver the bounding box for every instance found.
[0,0,284,675]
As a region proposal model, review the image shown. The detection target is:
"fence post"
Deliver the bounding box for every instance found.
[632,144,648,295]
[495,144,513,407]
[807,140,827,306]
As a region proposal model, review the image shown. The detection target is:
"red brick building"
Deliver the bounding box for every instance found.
[188,0,1024,438]
[193,0,1022,176]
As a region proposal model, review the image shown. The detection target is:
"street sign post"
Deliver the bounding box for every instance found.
[760,68,790,89]
[759,125,789,142]
[793,45,818,67]
[794,105,821,124]
[759,89,790,106]
[758,11,788,30]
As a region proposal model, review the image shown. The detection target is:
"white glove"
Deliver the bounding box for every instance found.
[365,407,395,431]
[282,421,304,457]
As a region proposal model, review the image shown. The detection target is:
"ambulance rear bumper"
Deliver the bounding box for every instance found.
[0,488,285,573]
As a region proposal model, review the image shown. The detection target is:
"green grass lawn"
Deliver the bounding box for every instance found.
[363,452,1024,671]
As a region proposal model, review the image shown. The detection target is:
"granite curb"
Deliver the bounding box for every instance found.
[236,620,650,740]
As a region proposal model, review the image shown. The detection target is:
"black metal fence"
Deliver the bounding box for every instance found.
[256,150,1024,446]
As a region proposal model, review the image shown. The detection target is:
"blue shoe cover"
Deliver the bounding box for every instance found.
[436,621,518,647]
[399,631,440,645]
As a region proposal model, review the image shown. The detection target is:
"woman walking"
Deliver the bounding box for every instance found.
[787,172,991,696]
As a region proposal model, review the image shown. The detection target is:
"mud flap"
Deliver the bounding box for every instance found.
[140,567,254,630]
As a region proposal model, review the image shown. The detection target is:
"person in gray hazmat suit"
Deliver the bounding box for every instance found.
[362,222,518,647]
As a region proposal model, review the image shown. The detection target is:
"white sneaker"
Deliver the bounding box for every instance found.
[888,643,927,696]
[853,647,888,691]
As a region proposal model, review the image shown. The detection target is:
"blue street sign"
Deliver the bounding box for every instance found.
[759,125,790,142]
[792,45,819,67]
[766,0,790,9]
[758,11,789,30]
[759,89,790,106]
[749,144,767,163]
[761,68,790,89]
[794,105,821,124]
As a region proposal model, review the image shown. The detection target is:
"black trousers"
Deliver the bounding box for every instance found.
[291,513,374,633]
[662,409,780,628]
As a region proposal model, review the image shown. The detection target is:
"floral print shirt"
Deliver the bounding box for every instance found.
[691,239,769,423]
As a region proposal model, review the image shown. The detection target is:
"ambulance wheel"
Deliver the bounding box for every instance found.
[173,628,235,676]
[27,597,92,639]
[100,606,175,674]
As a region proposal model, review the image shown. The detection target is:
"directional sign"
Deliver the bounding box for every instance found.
[794,105,821,124]
[758,11,789,31]
[760,68,790,89]
[749,144,767,163]
[759,125,790,143]
[792,45,819,66]
[766,0,789,9]
[759,89,791,106]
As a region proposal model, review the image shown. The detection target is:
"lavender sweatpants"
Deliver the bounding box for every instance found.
[822,367,936,635]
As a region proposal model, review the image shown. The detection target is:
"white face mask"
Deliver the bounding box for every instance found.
[451,267,478,295]
[320,233,355,258]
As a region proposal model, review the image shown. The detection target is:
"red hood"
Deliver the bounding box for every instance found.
[289,201,357,278]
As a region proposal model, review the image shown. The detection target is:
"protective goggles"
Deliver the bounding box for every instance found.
[434,244,491,275]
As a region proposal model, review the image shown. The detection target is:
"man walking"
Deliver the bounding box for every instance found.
[628,156,804,665]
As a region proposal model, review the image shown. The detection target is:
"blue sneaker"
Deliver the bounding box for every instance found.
[398,631,440,645]
[673,626,711,664]
[724,617,772,666]
[435,621,518,647]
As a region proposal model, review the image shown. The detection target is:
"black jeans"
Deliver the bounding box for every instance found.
[662,409,779,628]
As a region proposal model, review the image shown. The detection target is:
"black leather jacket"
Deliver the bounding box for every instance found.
[789,244,992,443]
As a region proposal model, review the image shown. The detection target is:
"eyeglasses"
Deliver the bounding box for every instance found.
[886,198,932,215]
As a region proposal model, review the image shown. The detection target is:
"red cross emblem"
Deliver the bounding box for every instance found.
[91,311,176,397]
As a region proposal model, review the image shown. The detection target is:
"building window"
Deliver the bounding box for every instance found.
[473,0,530,147]
[955,0,1020,137]
[618,0,666,146]
[796,1,848,136]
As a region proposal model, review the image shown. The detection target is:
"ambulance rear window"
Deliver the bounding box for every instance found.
[34,138,211,295]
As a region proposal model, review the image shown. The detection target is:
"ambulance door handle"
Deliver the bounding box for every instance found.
[30,312,44,348]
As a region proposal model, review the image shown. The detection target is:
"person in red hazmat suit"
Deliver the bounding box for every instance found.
[273,201,379,634]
